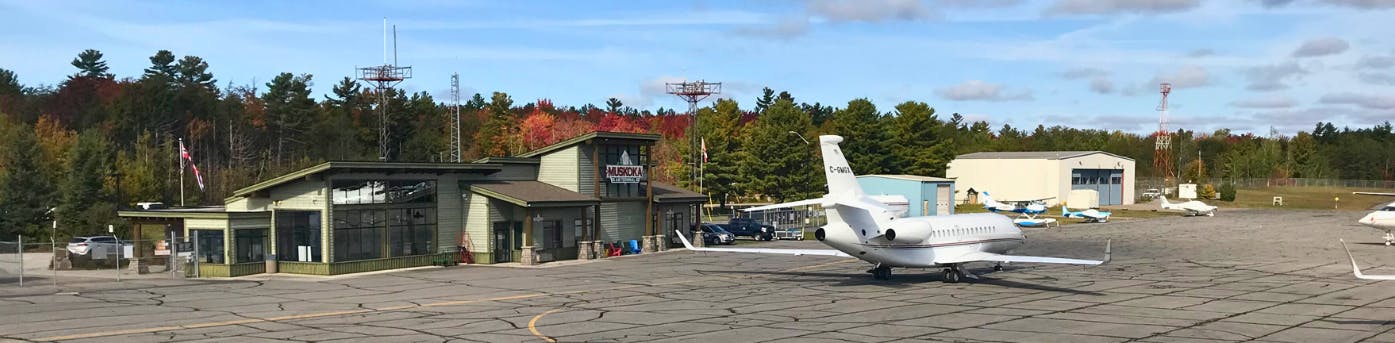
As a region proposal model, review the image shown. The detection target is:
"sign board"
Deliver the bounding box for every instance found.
[1179,184,1198,199]
[605,150,644,184]
[154,240,170,256]
[122,245,134,259]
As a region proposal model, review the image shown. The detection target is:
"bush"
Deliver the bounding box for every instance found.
[1219,183,1236,201]
[1200,184,1217,199]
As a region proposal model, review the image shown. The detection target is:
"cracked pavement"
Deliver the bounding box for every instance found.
[4,208,1395,342]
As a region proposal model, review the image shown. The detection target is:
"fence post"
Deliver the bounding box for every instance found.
[18,235,23,288]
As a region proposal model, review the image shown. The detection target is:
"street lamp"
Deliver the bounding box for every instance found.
[787,131,810,145]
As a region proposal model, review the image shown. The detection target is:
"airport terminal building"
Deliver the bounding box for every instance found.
[119,132,705,277]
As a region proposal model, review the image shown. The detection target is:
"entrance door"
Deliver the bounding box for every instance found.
[492,223,512,263]
[936,184,952,215]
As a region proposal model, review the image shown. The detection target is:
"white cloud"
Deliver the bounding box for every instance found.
[935,0,1025,8]
[1089,77,1115,94]
[1187,48,1215,58]
[1150,65,1212,89]
[1045,0,1200,15]
[936,80,1034,101]
[1321,0,1395,9]
[1358,72,1395,85]
[1243,61,1306,91]
[807,0,940,22]
[1258,0,1297,8]
[1319,92,1395,109]
[1060,67,1109,79]
[729,17,811,39]
[1357,55,1395,70]
[1229,96,1298,108]
[1291,37,1350,58]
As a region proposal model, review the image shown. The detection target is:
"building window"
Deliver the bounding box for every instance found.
[388,208,436,257]
[334,209,384,262]
[332,180,437,205]
[276,211,322,262]
[600,144,648,198]
[234,229,268,263]
[194,230,224,264]
[335,206,436,262]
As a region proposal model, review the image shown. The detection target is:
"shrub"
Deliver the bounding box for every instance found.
[1219,183,1236,201]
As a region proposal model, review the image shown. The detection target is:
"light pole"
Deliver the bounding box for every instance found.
[787,131,810,145]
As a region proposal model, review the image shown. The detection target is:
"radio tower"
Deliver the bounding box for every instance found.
[448,73,462,163]
[665,80,722,188]
[357,19,412,161]
[1153,83,1175,189]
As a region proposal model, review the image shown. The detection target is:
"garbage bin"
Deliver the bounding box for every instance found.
[264,254,277,274]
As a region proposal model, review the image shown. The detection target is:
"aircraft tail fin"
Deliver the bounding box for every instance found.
[819,135,863,197]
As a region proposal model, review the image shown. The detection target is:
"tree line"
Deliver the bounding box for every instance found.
[1,49,1392,239]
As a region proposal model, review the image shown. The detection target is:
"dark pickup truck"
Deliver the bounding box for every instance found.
[719,217,776,241]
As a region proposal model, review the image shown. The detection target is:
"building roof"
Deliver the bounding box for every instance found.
[228,161,503,200]
[652,182,707,203]
[471,156,540,164]
[955,151,1133,161]
[471,181,600,208]
[858,174,956,183]
[118,207,270,220]
[517,131,661,158]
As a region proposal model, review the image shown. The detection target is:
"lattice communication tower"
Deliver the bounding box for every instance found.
[1154,83,1175,186]
[448,73,462,163]
[356,20,412,161]
[665,80,721,187]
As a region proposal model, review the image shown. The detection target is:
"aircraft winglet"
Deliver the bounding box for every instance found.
[1340,239,1395,280]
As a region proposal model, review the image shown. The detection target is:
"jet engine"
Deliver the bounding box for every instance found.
[883,220,932,243]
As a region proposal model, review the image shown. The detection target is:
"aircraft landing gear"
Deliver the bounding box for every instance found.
[942,265,965,283]
[1385,232,1393,246]
[872,266,892,280]
[993,263,1004,272]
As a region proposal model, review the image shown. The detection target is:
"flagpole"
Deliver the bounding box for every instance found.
[179,138,185,207]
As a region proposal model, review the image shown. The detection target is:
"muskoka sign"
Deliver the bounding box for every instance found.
[606,150,645,184]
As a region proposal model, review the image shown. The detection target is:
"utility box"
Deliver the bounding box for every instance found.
[1179,184,1198,199]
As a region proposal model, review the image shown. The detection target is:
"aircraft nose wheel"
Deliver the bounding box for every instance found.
[942,268,963,283]
[993,264,1004,272]
[872,266,892,280]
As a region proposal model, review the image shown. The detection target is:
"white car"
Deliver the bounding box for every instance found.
[1141,189,1162,199]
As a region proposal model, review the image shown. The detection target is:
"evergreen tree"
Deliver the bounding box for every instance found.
[0,124,55,239]
[477,92,515,157]
[57,131,116,236]
[889,101,954,177]
[605,97,623,114]
[176,55,216,89]
[827,98,889,174]
[70,49,112,79]
[262,73,315,165]
[754,87,775,114]
[739,98,817,202]
[143,50,178,81]
[696,99,744,208]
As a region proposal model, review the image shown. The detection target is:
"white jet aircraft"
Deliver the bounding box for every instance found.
[1340,239,1395,280]
[1351,192,1395,245]
[1159,196,1217,216]
[676,135,1110,283]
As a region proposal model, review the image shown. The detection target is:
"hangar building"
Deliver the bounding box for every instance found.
[946,151,1135,207]
[118,132,705,277]
[855,175,956,216]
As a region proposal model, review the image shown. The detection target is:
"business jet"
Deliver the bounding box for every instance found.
[981,192,1058,227]
[676,135,1110,283]
[1061,202,1111,223]
[1340,239,1395,280]
[1159,196,1217,216]
[1352,192,1395,246]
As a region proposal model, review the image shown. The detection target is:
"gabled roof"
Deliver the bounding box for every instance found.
[471,181,599,208]
[228,161,502,200]
[858,174,955,183]
[652,182,707,203]
[471,157,539,164]
[517,131,661,158]
[955,151,1133,161]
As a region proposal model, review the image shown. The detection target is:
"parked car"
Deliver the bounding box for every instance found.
[695,223,736,245]
[1141,188,1162,199]
[67,236,129,266]
[723,217,776,241]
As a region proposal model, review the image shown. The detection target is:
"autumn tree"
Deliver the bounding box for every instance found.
[477,92,515,157]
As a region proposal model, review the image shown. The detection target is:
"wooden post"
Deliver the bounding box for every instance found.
[592,142,602,242]
[645,145,654,237]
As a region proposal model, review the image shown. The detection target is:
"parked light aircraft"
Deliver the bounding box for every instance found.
[981,192,1057,227]
[1061,202,1111,223]
[1352,192,1395,246]
[676,135,1110,283]
[1340,239,1395,280]
[1159,196,1217,216]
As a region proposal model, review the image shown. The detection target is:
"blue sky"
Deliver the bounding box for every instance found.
[2,0,1393,135]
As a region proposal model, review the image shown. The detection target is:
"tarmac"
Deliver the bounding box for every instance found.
[4,207,1395,342]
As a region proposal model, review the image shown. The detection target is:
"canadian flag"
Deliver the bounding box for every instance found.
[701,138,708,164]
[179,140,205,190]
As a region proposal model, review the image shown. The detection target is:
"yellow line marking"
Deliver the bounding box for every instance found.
[528,309,564,342]
[35,257,857,341]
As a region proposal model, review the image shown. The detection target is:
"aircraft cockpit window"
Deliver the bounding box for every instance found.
[1383,206,1395,211]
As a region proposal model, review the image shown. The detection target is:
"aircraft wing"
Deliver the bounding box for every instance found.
[937,240,1111,266]
[674,229,851,257]
[1340,239,1395,280]
[1355,192,1395,197]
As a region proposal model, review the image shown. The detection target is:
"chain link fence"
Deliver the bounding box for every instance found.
[1138,177,1395,194]
[0,236,195,292]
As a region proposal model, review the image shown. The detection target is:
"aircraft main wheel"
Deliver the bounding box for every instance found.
[1207,212,1215,217]
[943,269,961,283]
[993,264,1004,272]
[1386,241,1391,246]
[873,267,891,280]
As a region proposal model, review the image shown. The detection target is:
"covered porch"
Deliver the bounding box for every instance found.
[470,181,599,265]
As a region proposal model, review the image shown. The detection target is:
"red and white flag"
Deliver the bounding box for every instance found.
[700,138,708,164]
[179,140,205,190]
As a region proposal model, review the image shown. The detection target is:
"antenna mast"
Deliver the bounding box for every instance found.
[357,18,412,161]
[1153,83,1175,190]
[665,80,722,187]
[449,73,462,163]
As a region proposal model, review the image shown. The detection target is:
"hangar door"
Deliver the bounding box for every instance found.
[1071,169,1123,206]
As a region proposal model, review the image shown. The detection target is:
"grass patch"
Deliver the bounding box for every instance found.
[1227,187,1393,210]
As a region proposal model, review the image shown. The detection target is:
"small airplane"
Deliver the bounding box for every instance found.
[982,192,1057,227]
[1352,192,1395,245]
[1061,202,1111,223]
[1159,196,1217,217]
[676,135,1110,283]
[1340,239,1395,280]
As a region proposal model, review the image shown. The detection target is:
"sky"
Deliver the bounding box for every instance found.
[2,0,1394,135]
